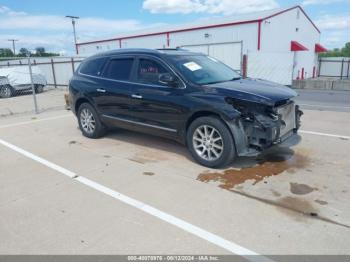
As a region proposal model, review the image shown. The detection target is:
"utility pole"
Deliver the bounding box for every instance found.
[65,15,80,55]
[8,39,19,56]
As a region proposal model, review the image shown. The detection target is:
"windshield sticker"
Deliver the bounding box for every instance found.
[183,62,202,71]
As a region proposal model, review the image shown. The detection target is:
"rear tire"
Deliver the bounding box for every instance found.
[77,103,106,139]
[0,85,14,98]
[187,116,236,168]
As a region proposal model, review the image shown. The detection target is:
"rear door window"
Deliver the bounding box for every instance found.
[79,57,106,76]
[103,58,134,81]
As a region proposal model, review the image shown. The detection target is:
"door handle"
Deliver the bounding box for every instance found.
[96,88,106,93]
[131,94,143,99]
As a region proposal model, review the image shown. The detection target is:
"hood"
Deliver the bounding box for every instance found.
[205,78,297,106]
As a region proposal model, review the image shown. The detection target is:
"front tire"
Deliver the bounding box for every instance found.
[77,103,106,139]
[187,116,236,168]
[0,85,14,98]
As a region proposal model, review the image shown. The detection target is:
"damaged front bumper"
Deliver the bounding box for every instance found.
[226,101,303,157]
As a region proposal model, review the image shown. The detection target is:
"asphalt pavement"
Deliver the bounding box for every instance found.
[294,89,350,112]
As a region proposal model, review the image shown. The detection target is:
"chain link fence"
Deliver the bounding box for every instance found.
[318,57,350,79]
[0,56,86,117]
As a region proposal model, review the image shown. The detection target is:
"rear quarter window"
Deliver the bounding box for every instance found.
[79,57,106,76]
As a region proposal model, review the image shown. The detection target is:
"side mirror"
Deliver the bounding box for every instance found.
[159,73,176,86]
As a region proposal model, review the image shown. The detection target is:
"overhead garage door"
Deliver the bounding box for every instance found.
[181,42,242,71]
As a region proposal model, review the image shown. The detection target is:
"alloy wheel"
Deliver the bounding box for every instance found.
[0,86,11,98]
[80,108,96,134]
[192,125,224,161]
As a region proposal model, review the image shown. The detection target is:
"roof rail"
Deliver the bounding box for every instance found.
[156,47,185,51]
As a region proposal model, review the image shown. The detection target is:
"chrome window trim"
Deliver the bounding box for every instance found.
[102,114,177,133]
[79,71,137,86]
[78,54,187,89]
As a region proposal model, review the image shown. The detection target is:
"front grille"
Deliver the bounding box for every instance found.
[277,102,296,137]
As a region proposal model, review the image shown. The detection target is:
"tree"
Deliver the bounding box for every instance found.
[320,42,350,57]
[41,51,60,57]
[32,47,59,57]
[35,47,45,56]
[341,42,350,57]
[0,48,14,57]
[18,48,30,57]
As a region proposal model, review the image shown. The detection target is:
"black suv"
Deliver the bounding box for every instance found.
[69,49,302,168]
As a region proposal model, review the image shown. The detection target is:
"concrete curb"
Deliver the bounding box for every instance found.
[292,78,350,91]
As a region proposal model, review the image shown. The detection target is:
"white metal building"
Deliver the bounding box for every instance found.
[77,5,326,85]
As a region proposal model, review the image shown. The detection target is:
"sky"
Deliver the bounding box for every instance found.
[0,0,349,55]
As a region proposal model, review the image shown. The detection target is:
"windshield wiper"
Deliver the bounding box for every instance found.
[201,77,241,85]
[201,80,227,85]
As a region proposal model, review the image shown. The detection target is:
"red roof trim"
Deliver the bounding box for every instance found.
[262,5,320,33]
[297,6,320,34]
[291,41,308,51]
[315,43,327,53]
[77,19,261,46]
[77,5,320,47]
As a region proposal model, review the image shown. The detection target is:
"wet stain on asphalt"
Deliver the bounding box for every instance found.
[143,172,155,176]
[290,182,317,195]
[315,199,328,205]
[271,190,282,197]
[197,150,310,189]
[277,196,318,217]
[68,140,82,146]
[128,150,168,164]
[128,158,147,164]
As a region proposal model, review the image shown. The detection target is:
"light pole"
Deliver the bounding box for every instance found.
[65,15,79,54]
[8,39,18,56]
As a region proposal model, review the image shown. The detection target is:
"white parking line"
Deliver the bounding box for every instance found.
[0,138,272,262]
[299,103,350,109]
[0,139,76,178]
[300,130,350,140]
[0,114,72,129]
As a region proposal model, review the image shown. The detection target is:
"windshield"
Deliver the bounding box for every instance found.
[168,54,241,85]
